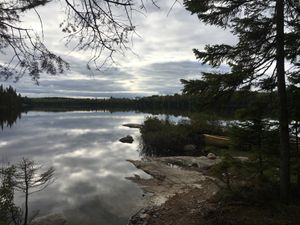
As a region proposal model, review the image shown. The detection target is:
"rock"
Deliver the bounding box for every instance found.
[207,153,217,160]
[31,214,66,225]
[184,144,197,151]
[134,174,141,180]
[140,213,150,219]
[119,135,134,143]
[123,123,143,129]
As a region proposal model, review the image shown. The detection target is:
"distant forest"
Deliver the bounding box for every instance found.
[21,91,288,118]
[0,85,299,120]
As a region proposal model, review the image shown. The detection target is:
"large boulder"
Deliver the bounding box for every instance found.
[207,153,217,160]
[119,135,134,143]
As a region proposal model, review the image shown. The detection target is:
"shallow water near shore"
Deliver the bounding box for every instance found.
[0,111,184,225]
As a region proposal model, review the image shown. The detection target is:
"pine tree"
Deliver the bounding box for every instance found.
[183,0,300,202]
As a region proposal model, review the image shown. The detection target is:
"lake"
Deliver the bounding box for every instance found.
[0,110,180,225]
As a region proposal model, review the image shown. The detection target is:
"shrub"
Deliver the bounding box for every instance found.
[140,117,203,156]
[189,113,226,136]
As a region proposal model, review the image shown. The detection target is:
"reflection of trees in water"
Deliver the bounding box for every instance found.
[0,110,22,130]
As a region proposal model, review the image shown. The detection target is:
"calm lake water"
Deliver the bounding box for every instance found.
[0,110,179,225]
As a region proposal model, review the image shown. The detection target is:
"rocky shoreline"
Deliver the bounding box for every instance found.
[126,156,223,225]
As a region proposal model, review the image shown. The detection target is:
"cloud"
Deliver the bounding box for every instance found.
[3,58,229,97]
[136,60,227,95]
[0,0,236,97]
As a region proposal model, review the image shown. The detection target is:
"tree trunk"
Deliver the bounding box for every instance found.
[257,120,263,177]
[295,121,300,187]
[276,0,290,203]
[24,187,28,225]
[24,165,28,225]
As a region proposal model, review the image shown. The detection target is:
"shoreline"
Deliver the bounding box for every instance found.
[126,156,300,225]
[126,156,222,225]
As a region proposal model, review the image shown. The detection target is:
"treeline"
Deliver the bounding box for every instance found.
[0,85,22,111]
[22,94,197,113]
[21,91,290,118]
[0,85,22,130]
[1,88,299,121]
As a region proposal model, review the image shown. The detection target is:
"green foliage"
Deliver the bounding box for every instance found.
[228,120,280,184]
[229,121,279,154]
[140,117,203,156]
[0,166,22,225]
[211,152,280,195]
[211,153,243,190]
[288,84,300,121]
[183,0,296,201]
[189,113,226,136]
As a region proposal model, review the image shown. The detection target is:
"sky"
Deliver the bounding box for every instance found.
[1,0,235,98]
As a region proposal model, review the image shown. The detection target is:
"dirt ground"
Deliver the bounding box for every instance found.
[129,188,300,225]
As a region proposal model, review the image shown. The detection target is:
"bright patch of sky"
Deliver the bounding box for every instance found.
[0,0,235,98]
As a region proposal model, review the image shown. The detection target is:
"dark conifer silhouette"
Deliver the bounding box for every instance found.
[0,85,22,129]
[182,0,300,202]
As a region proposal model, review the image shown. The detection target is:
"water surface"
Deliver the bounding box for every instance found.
[0,111,161,225]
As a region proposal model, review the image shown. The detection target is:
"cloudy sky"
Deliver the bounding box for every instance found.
[1,0,235,98]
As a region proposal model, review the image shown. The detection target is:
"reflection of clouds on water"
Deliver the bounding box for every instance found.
[0,111,148,225]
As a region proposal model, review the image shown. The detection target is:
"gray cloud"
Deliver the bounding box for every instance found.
[3,59,228,97]
[0,0,235,97]
[128,60,229,94]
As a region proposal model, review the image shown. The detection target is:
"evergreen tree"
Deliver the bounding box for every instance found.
[0,85,23,130]
[288,72,300,186]
[182,0,300,202]
[0,85,22,110]
[0,166,22,225]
